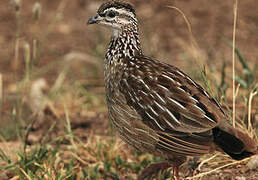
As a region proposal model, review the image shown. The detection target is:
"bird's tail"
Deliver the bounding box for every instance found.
[212,127,257,160]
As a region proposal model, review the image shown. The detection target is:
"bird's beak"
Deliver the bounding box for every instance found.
[87,14,101,25]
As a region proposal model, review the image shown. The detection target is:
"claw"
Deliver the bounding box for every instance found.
[173,164,180,180]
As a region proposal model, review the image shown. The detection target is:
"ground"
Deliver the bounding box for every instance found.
[0,0,257,179]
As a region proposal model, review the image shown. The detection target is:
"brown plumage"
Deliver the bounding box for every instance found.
[87,1,257,179]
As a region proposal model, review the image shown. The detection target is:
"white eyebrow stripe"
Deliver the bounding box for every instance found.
[103,7,134,17]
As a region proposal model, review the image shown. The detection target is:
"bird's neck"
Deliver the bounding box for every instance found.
[105,25,142,62]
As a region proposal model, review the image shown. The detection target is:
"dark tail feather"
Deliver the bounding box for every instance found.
[212,127,255,160]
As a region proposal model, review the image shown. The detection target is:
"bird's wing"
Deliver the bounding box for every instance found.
[118,56,226,156]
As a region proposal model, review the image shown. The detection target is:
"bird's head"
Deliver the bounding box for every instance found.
[87,1,137,31]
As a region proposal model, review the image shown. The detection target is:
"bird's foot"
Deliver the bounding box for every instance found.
[138,162,172,180]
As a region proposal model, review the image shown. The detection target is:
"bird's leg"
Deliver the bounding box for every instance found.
[173,164,180,180]
[138,162,171,180]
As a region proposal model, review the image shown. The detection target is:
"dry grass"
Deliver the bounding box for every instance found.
[232,0,238,128]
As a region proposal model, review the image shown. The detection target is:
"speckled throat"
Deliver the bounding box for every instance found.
[105,23,142,64]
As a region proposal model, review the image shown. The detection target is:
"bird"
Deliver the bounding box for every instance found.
[87,1,257,179]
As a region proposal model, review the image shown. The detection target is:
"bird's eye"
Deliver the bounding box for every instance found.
[107,11,116,18]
